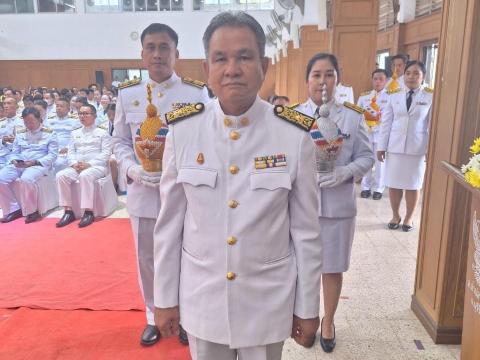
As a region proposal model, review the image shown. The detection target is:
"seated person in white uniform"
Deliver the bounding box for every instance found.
[55,104,112,228]
[44,97,81,172]
[0,97,24,168]
[0,107,58,223]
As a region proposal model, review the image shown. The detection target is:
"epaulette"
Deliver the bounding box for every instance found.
[69,113,79,119]
[360,91,371,96]
[16,128,26,134]
[273,105,314,132]
[47,114,56,119]
[0,117,6,122]
[340,83,352,87]
[343,102,365,114]
[287,103,300,109]
[165,103,205,125]
[118,78,141,90]
[387,88,402,95]
[74,126,83,130]
[41,127,53,133]
[182,77,206,89]
[97,124,108,131]
[424,87,434,93]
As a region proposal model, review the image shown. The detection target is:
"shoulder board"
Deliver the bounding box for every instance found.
[118,78,141,90]
[182,77,206,89]
[273,105,314,132]
[47,114,56,119]
[424,87,434,93]
[343,102,365,114]
[41,127,53,133]
[97,124,108,131]
[0,117,6,122]
[165,103,205,125]
[340,83,352,87]
[74,126,83,130]
[16,128,26,134]
[360,91,371,96]
[69,114,79,119]
[387,88,402,95]
[287,103,300,109]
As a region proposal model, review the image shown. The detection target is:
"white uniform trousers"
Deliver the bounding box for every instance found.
[188,334,284,360]
[361,142,385,193]
[130,216,156,325]
[0,164,49,215]
[53,155,69,173]
[56,166,107,209]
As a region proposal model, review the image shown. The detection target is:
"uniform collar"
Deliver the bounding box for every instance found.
[406,86,421,95]
[307,97,339,115]
[148,72,179,90]
[215,96,262,129]
[83,124,96,131]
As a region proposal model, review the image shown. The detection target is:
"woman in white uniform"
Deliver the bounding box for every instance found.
[296,53,374,353]
[377,61,433,232]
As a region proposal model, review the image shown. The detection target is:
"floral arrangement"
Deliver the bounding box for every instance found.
[462,137,480,188]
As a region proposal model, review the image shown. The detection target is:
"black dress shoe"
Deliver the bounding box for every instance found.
[319,318,336,353]
[402,223,414,232]
[360,190,371,198]
[2,209,23,223]
[387,218,402,230]
[25,211,41,224]
[56,210,75,228]
[78,210,94,228]
[372,191,383,200]
[140,325,160,346]
[178,325,189,345]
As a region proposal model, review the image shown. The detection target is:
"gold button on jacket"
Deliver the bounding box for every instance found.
[229,165,239,174]
[226,272,236,280]
[228,200,239,208]
[227,236,237,245]
[229,131,240,140]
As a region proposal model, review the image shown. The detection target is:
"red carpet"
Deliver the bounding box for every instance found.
[0,307,191,360]
[0,218,144,311]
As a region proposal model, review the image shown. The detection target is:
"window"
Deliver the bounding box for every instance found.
[415,0,442,18]
[193,0,273,11]
[86,0,180,12]
[378,0,395,31]
[376,50,390,70]
[422,42,438,87]
[85,0,130,12]
[0,0,34,13]
[37,0,75,12]
[112,69,145,85]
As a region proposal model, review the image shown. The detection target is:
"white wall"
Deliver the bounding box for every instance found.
[0,0,285,60]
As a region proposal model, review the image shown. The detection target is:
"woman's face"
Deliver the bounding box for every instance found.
[404,64,424,90]
[307,59,337,105]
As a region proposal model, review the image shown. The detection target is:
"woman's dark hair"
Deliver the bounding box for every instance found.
[104,103,116,114]
[404,60,427,76]
[22,107,41,120]
[305,53,340,82]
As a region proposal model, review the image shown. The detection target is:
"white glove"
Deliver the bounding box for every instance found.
[127,164,161,188]
[318,166,353,188]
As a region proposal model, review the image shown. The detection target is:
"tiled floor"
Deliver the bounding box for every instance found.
[4,186,462,359]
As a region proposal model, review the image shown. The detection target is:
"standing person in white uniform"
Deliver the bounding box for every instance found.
[357,69,389,199]
[55,104,112,228]
[112,23,210,347]
[153,12,322,360]
[334,81,354,104]
[377,60,433,232]
[295,53,373,353]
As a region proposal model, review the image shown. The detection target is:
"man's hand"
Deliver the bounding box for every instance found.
[318,166,353,188]
[154,306,180,338]
[291,315,319,348]
[59,148,68,155]
[127,164,161,188]
[2,135,15,145]
[377,150,386,162]
[77,161,91,171]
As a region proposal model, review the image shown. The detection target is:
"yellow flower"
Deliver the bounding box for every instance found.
[469,138,480,154]
[465,169,480,188]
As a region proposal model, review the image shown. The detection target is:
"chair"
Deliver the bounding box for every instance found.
[70,173,118,218]
[12,172,59,216]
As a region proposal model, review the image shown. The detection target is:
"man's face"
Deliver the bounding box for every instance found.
[44,93,54,106]
[79,106,96,127]
[55,100,69,118]
[100,95,110,108]
[107,109,115,122]
[93,90,101,102]
[78,90,87,97]
[3,98,18,117]
[392,59,406,76]
[141,32,178,81]
[4,90,13,97]
[75,100,83,111]
[87,92,94,100]
[372,72,387,92]
[70,98,77,110]
[204,26,267,107]
[23,114,42,131]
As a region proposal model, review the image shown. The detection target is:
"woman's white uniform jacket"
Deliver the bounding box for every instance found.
[295,99,374,218]
[377,86,433,155]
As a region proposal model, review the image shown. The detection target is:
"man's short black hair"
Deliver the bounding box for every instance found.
[22,107,41,120]
[80,103,97,116]
[141,23,179,47]
[372,69,388,78]
[33,99,48,110]
[391,54,408,64]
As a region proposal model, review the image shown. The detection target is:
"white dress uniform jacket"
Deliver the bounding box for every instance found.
[356,89,389,143]
[154,97,322,348]
[334,83,354,104]
[296,99,374,218]
[67,125,111,168]
[113,74,210,219]
[0,115,24,167]
[386,75,405,91]
[44,114,81,171]
[377,87,433,155]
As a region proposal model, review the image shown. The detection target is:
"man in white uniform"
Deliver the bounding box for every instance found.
[153,12,322,360]
[386,54,408,91]
[334,82,354,103]
[0,97,23,168]
[357,69,389,199]
[112,23,210,347]
[55,104,112,228]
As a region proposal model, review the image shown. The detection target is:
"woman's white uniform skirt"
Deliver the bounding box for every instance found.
[385,152,426,190]
[319,216,356,273]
